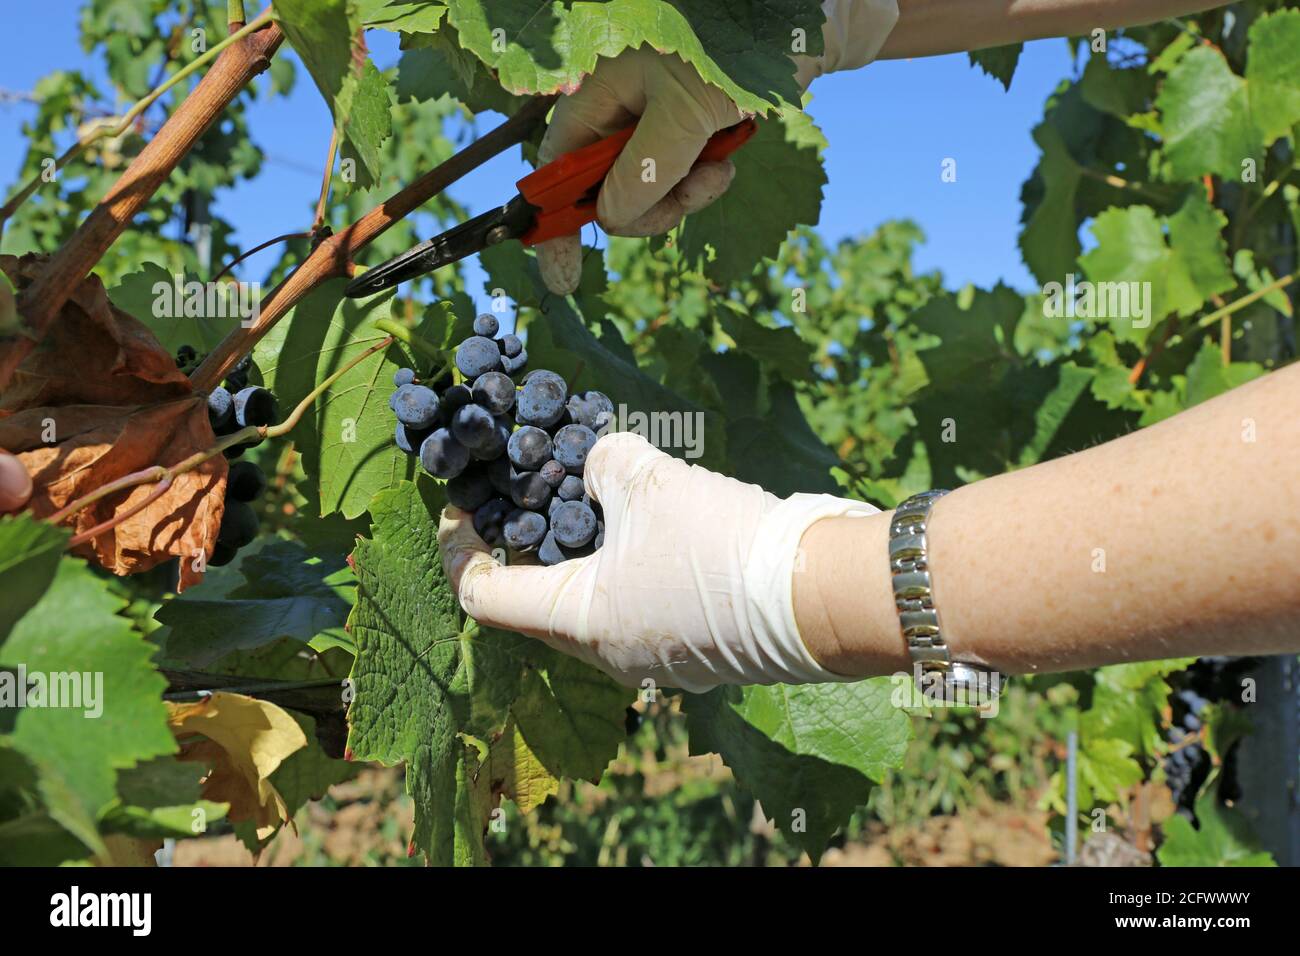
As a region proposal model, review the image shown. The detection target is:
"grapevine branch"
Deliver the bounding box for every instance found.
[191,93,558,393]
[0,8,284,390]
[48,336,394,540]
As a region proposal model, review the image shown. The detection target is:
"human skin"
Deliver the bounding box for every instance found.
[880,0,1228,58]
[794,362,1300,677]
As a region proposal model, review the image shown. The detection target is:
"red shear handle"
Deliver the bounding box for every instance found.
[518,118,758,246]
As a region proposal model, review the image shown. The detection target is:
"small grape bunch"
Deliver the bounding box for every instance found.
[387,314,614,565]
[177,345,280,567]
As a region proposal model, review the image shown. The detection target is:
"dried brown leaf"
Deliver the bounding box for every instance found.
[0,254,226,589]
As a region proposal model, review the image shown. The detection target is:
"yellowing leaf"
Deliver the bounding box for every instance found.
[167,692,308,840]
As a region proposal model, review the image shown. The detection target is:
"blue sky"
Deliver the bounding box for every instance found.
[0,4,1081,299]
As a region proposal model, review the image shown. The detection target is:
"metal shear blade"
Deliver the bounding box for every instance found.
[344,194,537,298]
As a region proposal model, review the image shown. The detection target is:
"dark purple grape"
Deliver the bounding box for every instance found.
[207,386,234,430]
[566,390,614,432]
[553,424,597,474]
[507,426,552,471]
[391,384,440,430]
[557,475,584,501]
[551,499,597,548]
[451,403,495,450]
[440,383,472,415]
[510,470,552,510]
[456,336,501,377]
[395,422,431,455]
[470,417,511,461]
[393,367,416,387]
[540,459,565,489]
[208,541,239,567]
[419,428,470,479]
[227,461,267,503]
[487,455,513,496]
[538,531,565,566]
[447,468,494,511]
[594,520,605,549]
[233,386,280,428]
[504,509,547,551]
[472,371,516,415]
[473,313,500,337]
[218,498,259,549]
[473,497,512,546]
[501,350,528,376]
[516,374,566,428]
[500,334,523,358]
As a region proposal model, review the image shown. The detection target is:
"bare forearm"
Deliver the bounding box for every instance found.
[795,363,1300,676]
[878,0,1228,59]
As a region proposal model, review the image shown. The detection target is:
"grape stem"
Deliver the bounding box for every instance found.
[1195,268,1298,329]
[47,336,394,537]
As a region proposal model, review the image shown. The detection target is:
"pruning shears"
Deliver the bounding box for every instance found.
[343,118,758,298]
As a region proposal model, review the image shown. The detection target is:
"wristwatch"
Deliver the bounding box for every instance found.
[889,490,1005,698]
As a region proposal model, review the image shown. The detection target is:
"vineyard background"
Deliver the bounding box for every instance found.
[0,0,1297,867]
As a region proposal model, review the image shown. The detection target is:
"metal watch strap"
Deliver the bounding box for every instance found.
[889,490,1003,695]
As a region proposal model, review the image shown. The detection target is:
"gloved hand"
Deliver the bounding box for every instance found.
[0,449,32,513]
[438,432,878,693]
[536,0,900,294]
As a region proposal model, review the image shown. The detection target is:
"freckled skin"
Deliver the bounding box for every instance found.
[795,362,1300,677]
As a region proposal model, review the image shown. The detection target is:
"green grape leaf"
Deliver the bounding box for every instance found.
[1183,339,1265,408]
[685,680,912,860]
[254,281,431,519]
[512,649,632,782]
[397,26,530,116]
[154,541,356,667]
[717,310,813,383]
[440,0,825,114]
[968,44,1023,90]
[0,514,68,646]
[1157,46,1257,181]
[723,378,841,497]
[266,713,355,822]
[1158,773,1276,867]
[679,108,827,284]
[1019,123,1083,287]
[102,756,228,839]
[1079,54,1156,119]
[338,60,396,192]
[272,1,376,178]
[1246,10,1300,145]
[106,262,236,357]
[1079,196,1235,346]
[364,0,448,33]
[0,559,174,857]
[908,286,1095,485]
[344,478,476,863]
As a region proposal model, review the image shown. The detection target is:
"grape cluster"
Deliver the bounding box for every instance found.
[1163,656,1256,811]
[388,314,612,565]
[178,345,280,567]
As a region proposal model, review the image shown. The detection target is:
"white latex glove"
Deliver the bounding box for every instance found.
[438,433,878,693]
[536,0,901,294]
